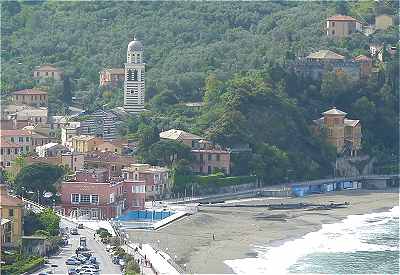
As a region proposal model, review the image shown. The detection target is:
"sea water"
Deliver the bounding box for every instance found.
[225,206,399,274]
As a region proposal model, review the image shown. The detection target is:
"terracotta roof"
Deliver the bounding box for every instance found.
[344,119,360,127]
[322,107,347,116]
[160,129,203,141]
[353,55,371,62]
[0,140,20,148]
[85,151,136,163]
[0,130,32,136]
[0,185,24,207]
[306,50,345,60]
[327,15,358,22]
[12,89,47,95]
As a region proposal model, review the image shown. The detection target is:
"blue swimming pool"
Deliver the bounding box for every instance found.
[115,210,175,221]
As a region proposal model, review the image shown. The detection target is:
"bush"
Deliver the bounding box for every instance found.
[1,256,44,275]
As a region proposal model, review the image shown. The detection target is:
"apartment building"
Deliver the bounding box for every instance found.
[11,89,48,107]
[326,15,362,38]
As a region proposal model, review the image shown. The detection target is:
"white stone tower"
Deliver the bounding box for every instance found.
[124,36,145,114]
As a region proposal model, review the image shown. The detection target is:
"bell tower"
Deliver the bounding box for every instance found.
[124,35,145,114]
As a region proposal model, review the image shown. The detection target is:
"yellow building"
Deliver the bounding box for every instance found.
[95,140,124,154]
[314,107,362,156]
[0,184,24,248]
[375,14,393,31]
[71,135,102,153]
[11,89,48,107]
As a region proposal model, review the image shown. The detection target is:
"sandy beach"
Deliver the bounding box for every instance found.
[127,189,399,274]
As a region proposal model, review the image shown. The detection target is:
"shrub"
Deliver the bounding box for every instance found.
[1,256,44,275]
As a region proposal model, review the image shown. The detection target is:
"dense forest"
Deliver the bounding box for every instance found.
[1,1,399,183]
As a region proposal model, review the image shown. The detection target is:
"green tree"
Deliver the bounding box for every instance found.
[38,209,60,236]
[14,163,65,204]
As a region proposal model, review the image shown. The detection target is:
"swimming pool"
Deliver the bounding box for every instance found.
[115,210,175,221]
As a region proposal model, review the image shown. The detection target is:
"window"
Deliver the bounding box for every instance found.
[7,149,11,155]
[132,185,145,193]
[332,30,335,35]
[14,148,18,154]
[19,137,23,142]
[114,149,118,153]
[216,154,220,161]
[109,193,115,203]
[81,195,91,203]
[10,137,14,142]
[36,72,39,77]
[135,174,138,180]
[200,153,203,161]
[52,72,54,77]
[72,194,80,203]
[327,128,333,137]
[26,146,30,152]
[208,154,212,161]
[46,72,48,76]
[332,22,335,27]
[9,209,14,217]
[6,162,10,167]
[91,195,99,204]
[0,148,3,155]
[26,137,29,142]
[208,166,212,174]
[111,165,116,171]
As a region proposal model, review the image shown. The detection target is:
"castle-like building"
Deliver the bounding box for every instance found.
[124,36,145,114]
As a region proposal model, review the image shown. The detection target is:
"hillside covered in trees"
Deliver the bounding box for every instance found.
[1,1,398,182]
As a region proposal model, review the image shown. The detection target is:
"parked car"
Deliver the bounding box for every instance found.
[78,251,93,258]
[112,256,121,264]
[70,228,79,235]
[65,258,81,265]
[68,267,80,275]
[78,223,84,229]
[88,256,97,264]
[76,246,89,252]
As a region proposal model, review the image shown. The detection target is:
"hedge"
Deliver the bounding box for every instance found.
[1,256,44,275]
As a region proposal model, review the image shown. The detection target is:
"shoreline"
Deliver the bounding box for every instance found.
[127,190,399,274]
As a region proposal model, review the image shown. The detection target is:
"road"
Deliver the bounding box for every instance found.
[32,219,121,275]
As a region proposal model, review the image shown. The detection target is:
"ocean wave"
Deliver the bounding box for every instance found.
[224,206,399,274]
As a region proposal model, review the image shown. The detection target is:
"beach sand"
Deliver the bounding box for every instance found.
[127,189,399,274]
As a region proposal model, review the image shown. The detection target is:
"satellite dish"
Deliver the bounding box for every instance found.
[43,192,53,198]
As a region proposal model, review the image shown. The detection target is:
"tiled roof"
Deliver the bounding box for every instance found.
[327,15,358,22]
[102,68,125,74]
[344,119,360,127]
[72,135,96,141]
[84,151,136,163]
[0,130,32,136]
[12,89,47,95]
[34,64,63,72]
[306,50,345,60]
[0,185,24,207]
[322,107,347,116]
[0,140,20,148]
[353,55,371,62]
[159,129,203,141]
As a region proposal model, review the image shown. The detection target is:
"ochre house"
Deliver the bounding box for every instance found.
[0,184,24,248]
[313,107,362,156]
[11,89,48,107]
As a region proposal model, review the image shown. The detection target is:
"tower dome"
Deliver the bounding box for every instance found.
[127,36,143,52]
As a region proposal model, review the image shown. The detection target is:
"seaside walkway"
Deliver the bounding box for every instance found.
[164,174,400,204]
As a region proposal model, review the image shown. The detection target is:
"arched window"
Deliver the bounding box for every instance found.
[133,69,138,81]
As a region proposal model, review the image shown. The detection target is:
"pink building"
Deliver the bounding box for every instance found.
[58,169,145,219]
[122,164,170,200]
